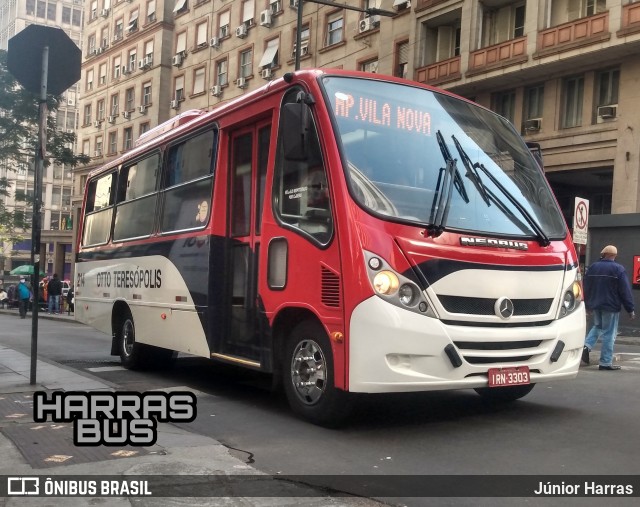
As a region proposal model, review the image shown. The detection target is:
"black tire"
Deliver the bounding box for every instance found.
[282,320,352,427]
[474,383,535,402]
[118,310,144,369]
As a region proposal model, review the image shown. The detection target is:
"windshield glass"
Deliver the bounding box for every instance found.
[321,76,566,239]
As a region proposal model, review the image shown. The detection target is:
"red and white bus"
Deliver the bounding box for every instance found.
[76,69,585,426]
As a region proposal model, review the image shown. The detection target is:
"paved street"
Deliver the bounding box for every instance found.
[1,312,639,505]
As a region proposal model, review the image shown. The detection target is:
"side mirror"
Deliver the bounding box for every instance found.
[281,102,311,161]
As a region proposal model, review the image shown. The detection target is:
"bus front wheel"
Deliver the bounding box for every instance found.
[474,383,535,402]
[283,321,352,427]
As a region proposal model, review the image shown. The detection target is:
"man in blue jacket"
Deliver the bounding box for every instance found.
[16,277,31,319]
[582,245,636,370]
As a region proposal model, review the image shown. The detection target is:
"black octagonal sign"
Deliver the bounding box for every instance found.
[7,25,81,96]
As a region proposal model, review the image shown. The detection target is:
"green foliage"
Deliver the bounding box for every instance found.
[0,49,89,245]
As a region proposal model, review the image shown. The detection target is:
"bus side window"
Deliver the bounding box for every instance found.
[274,93,333,245]
[113,153,160,241]
[161,129,217,233]
[82,171,116,246]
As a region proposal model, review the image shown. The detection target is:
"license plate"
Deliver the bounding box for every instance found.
[487,366,530,387]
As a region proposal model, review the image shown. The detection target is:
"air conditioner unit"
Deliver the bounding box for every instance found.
[66,129,74,133]
[144,55,153,66]
[359,15,380,33]
[100,8,109,17]
[237,77,247,89]
[260,10,272,27]
[236,25,247,38]
[94,150,102,157]
[210,37,220,48]
[139,105,147,113]
[93,120,101,128]
[597,105,617,119]
[170,99,179,109]
[290,0,298,9]
[67,97,75,106]
[138,58,151,70]
[113,33,122,42]
[210,85,222,97]
[220,25,229,38]
[524,118,542,131]
[121,65,130,75]
[107,115,116,124]
[261,68,272,80]
[122,111,130,119]
[172,54,183,66]
[96,47,104,55]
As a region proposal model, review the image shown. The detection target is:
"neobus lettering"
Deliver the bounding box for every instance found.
[113,269,162,289]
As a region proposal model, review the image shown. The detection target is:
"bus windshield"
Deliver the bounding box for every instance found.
[322,76,566,240]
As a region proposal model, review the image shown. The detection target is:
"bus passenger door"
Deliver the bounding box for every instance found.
[220,123,271,364]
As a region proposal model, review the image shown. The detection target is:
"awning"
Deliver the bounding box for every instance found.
[259,40,279,68]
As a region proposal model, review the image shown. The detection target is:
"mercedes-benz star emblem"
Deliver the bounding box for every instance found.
[495,297,514,320]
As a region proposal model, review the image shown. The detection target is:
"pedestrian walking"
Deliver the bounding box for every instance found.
[47,273,63,314]
[582,245,636,370]
[0,288,7,309]
[17,278,30,319]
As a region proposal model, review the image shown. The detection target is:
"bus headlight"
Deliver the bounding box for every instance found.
[373,271,399,296]
[364,250,437,319]
[559,281,582,318]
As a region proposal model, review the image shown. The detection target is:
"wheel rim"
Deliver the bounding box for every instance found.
[122,319,134,357]
[290,339,327,405]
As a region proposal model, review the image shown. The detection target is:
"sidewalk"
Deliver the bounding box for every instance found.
[0,331,384,505]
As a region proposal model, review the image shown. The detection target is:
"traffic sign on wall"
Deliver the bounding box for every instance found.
[572,197,589,245]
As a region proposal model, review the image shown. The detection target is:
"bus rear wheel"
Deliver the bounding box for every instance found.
[283,321,352,427]
[119,312,144,369]
[474,383,535,402]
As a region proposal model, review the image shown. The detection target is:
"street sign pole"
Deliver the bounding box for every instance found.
[29,45,49,385]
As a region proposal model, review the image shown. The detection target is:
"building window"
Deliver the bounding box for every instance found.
[144,40,154,61]
[176,31,187,54]
[110,94,119,116]
[216,59,228,86]
[259,38,279,69]
[128,9,139,33]
[86,69,94,91]
[242,0,255,25]
[115,18,123,40]
[524,85,544,120]
[91,0,98,20]
[395,41,408,78]
[72,8,81,26]
[219,10,230,38]
[82,139,90,155]
[128,49,137,71]
[173,0,188,15]
[142,82,152,105]
[492,90,516,124]
[196,21,208,47]
[360,58,378,73]
[99,63,107,85]
[326,11,344,47]
[27,0,36,16]
[174,76,185,101]
[482,2,525,47]
[240,48,253,78]
[585,0,606,17]
[193,68,206,95]
[47,2,56,21]
[97,99,105,121]
[123,127,133,151]
[596,68,619,106]
[95,136,103,157]
[140,123,150,136]
[113,56,121,79]
[125,87,135,111]
[562,75,584,128]
[84,104,92,126]
[88,34,96,54]
[62,6,71,23]
[146,0,156,23]
[108,132,117,155]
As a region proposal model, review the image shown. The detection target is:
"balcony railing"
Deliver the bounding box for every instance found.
[619,3,640,36]
[415,55,461,85]
[468,36,527,74]
[537,12,609,56]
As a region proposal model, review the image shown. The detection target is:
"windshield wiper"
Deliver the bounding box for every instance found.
[451,135,491,206]
[429,131,469,235]
[474,162,551,247]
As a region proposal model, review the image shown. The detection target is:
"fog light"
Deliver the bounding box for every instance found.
[398,284,417,307]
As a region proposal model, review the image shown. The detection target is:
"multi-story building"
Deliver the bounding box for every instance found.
[0,0,83,280]
[76,0,640,251]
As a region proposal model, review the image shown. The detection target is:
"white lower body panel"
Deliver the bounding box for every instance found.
[348,296,586,393]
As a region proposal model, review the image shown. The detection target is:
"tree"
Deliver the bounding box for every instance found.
[0,49,90,245]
